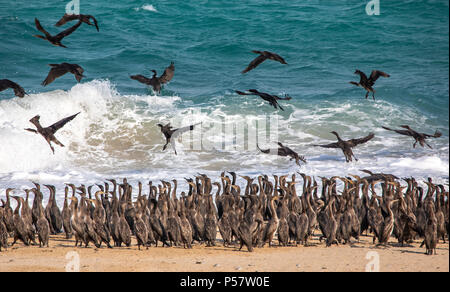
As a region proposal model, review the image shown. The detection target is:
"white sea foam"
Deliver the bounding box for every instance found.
[134,4,157,12]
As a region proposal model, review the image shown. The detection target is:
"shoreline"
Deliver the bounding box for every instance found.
[1,233,448,272]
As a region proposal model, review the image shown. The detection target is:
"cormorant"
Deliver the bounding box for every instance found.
[382,125,442,149]
[313,131,375,162]
[157,122,201,155]
[236,89,290,111]
[130,62,175,93]
[0,79,26,98]
[55,13,99,31]
[25,112,80,154]
[33,18,82,48]
[42,63,85,86]
[241,50,287,74]
[257,142,307,166]
[349,69,390,100]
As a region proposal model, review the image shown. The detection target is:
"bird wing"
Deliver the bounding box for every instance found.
[158,62,175,84]
[313,142,340,149]
[48,112,80,134]
[241,54,266,74]
[348,133,375,147]
[0,79,25,97]
[172,123,201,139]
[42,65,70,86]
[274,95,292,101]
[34,18,52,38]
[130,74,152,85]
[55,20,82,40]
[382,126,412,137]
[368,70,390,85]
[356,70,369,84]
[267,52,287,64]
[55,13,79,26]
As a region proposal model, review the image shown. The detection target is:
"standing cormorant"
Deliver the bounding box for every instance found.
[0,79,26,98]
[313,131,375,162]
[349,69,390,100]
[382,125,442,149]
[241,50,287,74]
[25,112,80,154]
[33,18,82,48]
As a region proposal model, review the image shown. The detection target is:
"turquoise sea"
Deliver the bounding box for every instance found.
[0,1,448,202]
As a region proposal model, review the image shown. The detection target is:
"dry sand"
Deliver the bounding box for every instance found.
[0,233,448,272]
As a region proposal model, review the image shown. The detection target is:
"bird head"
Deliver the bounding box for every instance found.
[354,69,362,74]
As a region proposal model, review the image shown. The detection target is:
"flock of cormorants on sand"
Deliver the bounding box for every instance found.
[0,13,447,256]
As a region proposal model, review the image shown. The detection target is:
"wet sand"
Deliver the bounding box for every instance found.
[0,233,448,272]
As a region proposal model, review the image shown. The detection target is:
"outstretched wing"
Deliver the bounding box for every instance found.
[34,18,52,38]
[267,52,287,64]
[55,13,80,26]
[241,54,267,74]
[348,132,375,147]
[172,122,201,139]
[0,79,25,97]
[382,126,412,137]
[130,74,152,85]
[368,70,390,86]
[42,65,70,86]
[48,112,80,134]
[55,20,82,40]
[158,62,175,84]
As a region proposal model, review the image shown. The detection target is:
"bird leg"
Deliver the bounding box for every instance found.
[365,91,369,99]
[425,141,433,149]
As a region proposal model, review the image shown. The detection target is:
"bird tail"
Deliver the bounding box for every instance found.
[349,81,359,87]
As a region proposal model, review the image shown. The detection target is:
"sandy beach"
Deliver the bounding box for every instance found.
[1,232,447,272]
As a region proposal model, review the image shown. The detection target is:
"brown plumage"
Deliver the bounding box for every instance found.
[313,131,375,162]
[349,69,390,100]
[33,18,82,48]
[236,89,290,111]
[241,50,287,74]
[382,125,442,149]
[24,112,80,154]
[42,63,85,86]
[55,13,99,31]
[257,142,307,166]
[0,79,26,98]
[130,62,175,93]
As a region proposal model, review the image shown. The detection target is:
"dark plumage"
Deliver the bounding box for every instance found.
[42,63,85,86]
[313,131,375,162]
[236,89,290,111]
[157,122,201,155]
[241,50,287,74]
[0,79,26,98]
[55,13,99,31]
[382,125,442,149]
[257,142,307,166]
[130,62,175,93]
[33,18,82,48]
[24,112,80,154]
[349,69,390,100]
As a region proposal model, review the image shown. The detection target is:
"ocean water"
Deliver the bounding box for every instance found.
[0,1,448,204]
